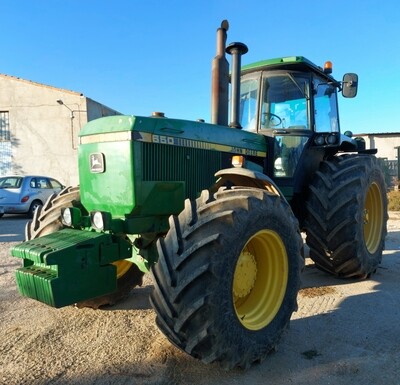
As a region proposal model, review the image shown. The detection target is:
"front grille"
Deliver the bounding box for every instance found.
[141,142,222,200]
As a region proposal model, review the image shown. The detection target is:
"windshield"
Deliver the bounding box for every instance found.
[0,176,23,189]
[261,73,309,130]
[240,72,310,131]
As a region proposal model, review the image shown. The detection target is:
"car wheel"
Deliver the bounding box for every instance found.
[28,200,42,218]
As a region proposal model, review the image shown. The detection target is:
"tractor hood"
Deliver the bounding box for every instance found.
[78,115,267,223]
[79,115,266,153]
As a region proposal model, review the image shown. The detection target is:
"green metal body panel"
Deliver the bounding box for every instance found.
[79,141,135,216]
[12,229,131,307]
[78,115,267,226]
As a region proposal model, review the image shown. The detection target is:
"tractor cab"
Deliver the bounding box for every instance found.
[236,56,359,204]
[239,57,358,177]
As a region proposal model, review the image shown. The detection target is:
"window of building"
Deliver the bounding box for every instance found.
[0,111,10,141]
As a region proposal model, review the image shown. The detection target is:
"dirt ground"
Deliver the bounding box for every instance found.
[1,213,399,385]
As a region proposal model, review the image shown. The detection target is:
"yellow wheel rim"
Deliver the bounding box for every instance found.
[113,260,132,279]
[363,182,384,254]
[233,230,289,331]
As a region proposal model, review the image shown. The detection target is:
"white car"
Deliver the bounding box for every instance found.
[0,175,64,218]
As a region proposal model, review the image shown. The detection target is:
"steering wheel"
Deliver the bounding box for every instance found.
[263,112,282,127]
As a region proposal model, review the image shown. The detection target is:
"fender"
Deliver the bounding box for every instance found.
[211,167,285,199]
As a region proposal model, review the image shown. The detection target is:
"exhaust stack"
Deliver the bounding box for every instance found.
[226,42,248,128]
[211,20,229,126]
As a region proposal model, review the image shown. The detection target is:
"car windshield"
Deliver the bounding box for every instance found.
[0,176,23,189]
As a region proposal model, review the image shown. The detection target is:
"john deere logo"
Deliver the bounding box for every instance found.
[90,153,105,173]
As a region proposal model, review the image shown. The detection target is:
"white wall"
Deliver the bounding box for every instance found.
[0,75,120,186]
[355,133,400,160]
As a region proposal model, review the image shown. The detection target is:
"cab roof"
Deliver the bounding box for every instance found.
[241,56,336,82]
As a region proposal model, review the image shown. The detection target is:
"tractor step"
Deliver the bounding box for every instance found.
[12,229,119,308]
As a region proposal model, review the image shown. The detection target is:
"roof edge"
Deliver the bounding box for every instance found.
[0,73,82,96]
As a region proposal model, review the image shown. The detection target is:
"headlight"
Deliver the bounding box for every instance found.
[62,208,72,226]
[314,135,325,146]
[61,207,82,227]
[326,134,338,145]
[91,211,104,230]
[314,133,338,146]
[90,211,111,231]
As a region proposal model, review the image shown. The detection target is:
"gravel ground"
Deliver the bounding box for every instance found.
[1,213,399,385]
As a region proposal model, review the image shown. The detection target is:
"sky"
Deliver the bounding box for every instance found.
[1,0,399,134]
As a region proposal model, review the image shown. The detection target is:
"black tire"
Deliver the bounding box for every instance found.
[26,186,81,239]
[305,154,388,278]
[150,187,303,369]
[28,200,42,219]
[26,186,144,309]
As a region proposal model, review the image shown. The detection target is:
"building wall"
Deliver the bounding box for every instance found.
[355,133,400,160]
[355,133,400,185]
[0,75,120,186]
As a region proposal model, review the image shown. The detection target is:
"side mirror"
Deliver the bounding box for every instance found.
[342,73,358,98]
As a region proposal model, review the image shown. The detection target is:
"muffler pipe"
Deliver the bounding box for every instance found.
[211,20,229,126]
[226,42,248,128]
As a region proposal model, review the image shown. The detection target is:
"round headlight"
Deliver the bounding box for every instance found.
[314,135,325,146]
[327,134,337,145]
[92,211,104,230]
[61,208,72,227]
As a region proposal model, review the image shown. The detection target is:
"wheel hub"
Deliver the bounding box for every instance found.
[364,182,384,253]
[233,251,257,298]
[363,209,369,225]
[233,230,289,331]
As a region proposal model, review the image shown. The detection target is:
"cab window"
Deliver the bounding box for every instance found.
[314,79,339,132]
[239,77,259,131]
[261,73,309,130]
[274,135,309,178]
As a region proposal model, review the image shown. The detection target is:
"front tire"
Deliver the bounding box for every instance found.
[150,187,303,369]
[26,186,144,308]
[305,154,388,278]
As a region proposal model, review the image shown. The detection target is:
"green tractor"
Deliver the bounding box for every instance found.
[12,20,387,369]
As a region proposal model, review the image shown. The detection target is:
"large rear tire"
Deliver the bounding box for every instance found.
[150,187,303,369]
[305,154,388,278]
[26,186,144,309]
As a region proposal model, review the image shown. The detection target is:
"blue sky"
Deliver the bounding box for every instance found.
[1,0,399,134]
